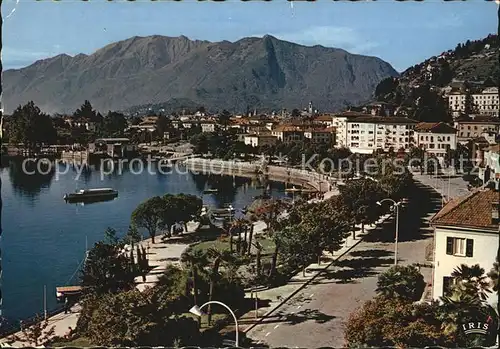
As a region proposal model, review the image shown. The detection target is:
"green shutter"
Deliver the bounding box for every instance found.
[466,239,474,257]
[446,237,453,255]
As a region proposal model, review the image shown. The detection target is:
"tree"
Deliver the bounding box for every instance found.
[80,240,135,295]
[102,111,127,136]
[376,265,426,302]
[291,108,301,118]
[450,264,491,301]
[74,100,102,123]
[155,115,171,138]
[252,199,289,277]
[131,196,165,243]
[487,257,499,292]
[78,288,199,346]
[218,109,232,129]
[344,297,453,347]
[463,85,478,115]
[339,179,383,237]
[181,249,209,306]
[8,101,57,148]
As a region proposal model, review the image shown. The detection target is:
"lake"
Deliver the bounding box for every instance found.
[0,158,288,326]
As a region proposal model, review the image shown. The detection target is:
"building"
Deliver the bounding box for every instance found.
[413,122,457,157]
[89,138,138,157]
[200,121,217,133]
[303,127,335,145]
[331,111,367,147]
[448,87,499,117]
[453,115,500,143]
[271,125,304,143]
[430,189,499,306]
[243,134,278,148]
[313,114,334,127]
[345,116,418,154]
[478,144,500,190]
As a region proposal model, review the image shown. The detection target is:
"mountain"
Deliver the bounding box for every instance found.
[2,35,398,115]
[372,34,498,122]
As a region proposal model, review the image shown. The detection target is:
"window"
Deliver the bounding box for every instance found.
[443,276,455,297]
[446,237,473,257]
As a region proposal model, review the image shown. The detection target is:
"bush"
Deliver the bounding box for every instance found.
[376,264,426,302]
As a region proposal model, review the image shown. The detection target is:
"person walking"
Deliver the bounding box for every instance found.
[64,297,70,314]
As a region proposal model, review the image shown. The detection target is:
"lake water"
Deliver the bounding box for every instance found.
[0,158,287,326]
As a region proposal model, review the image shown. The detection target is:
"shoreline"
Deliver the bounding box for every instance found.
[183,158,334,193]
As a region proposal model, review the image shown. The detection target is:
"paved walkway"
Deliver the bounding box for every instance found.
[242,181,439,347]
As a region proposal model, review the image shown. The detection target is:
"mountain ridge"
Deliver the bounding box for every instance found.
[3,35,399,114]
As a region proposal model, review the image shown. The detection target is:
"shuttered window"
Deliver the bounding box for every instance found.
[445,237,473,257]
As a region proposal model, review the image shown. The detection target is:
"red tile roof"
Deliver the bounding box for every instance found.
[431,189,499,230]
[414,122,457,134]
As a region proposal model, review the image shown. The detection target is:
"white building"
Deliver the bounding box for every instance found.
[345,116,418,154]
[413,122,457,157]
[448,87,499,117]
[303,127,335,145]
[430,189,499,307]
[200,122,216,133]
[271,125,304,143]
[243,134,278,148]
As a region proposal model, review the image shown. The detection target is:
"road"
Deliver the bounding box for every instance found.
[411,170,470,201]
[246,181,441,348]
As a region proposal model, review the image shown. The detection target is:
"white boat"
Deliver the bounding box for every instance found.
[63,188,118,202]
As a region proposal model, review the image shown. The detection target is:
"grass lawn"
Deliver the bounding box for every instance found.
[50,336,93,346]
[190,234,275,259]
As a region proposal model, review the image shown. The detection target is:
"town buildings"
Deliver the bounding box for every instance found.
[448,87,499,117]
[453,115,500,144]
[430,189,499,307]
[343,115,418,154]
[413,122,457,157]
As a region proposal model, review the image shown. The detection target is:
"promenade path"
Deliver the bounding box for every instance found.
[243,181,440,347]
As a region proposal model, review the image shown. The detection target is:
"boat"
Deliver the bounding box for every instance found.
[203,188,218,194]
[63,188,118,202]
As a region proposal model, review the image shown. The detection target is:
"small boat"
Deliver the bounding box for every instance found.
[203,188,218,194]
[63,188,118,202]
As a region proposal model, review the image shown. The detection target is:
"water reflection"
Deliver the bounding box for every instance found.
[8,159,55,198]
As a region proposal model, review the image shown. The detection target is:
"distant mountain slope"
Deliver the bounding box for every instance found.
[3,35,398,114]
[372,34,498,122]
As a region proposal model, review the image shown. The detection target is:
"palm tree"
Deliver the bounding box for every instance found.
[451,264,492,301]
[487,257,499,292]
[205,248,235,325]
[376,265,426,302]
[180,249,208,306]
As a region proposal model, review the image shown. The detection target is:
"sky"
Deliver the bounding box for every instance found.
[1,0,497,72]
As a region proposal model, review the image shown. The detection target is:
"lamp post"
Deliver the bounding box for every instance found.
[189,301,239,347]
[377,198,402,265]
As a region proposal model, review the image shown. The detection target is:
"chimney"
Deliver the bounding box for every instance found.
[492,202,499,225]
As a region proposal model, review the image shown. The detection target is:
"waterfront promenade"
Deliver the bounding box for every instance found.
[1,222,200,346]
[1,161,340,346]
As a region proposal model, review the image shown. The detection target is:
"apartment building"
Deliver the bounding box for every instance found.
[200,121,217,133]
[430,189,499,307]
[453,115,500,143]
[345,116,418,154]
[331,111,369,147]
[413,122,457,157]
[448,87,499,117]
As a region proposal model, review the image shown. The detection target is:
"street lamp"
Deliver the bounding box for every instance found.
[377,198,402,265]
[189,301,239,347]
